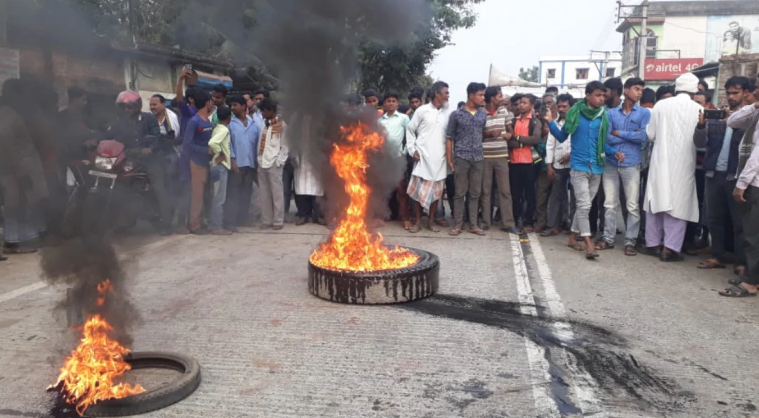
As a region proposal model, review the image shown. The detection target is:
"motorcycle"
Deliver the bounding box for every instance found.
[71,137,163,236]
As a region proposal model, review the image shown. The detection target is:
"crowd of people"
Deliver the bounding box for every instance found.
[2,68,759,299]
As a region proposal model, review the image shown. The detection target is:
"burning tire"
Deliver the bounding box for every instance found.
[83,352,201,417]
[308,247,439,304]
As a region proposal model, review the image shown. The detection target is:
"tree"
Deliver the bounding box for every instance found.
[519,66,539,83]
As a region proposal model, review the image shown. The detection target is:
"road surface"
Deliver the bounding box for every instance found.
[0,222,757,417]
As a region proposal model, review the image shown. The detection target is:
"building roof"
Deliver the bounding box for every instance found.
[616,1,759,32]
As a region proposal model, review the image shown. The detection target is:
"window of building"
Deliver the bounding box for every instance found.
[547,69,556,79]
[606,68,616,78]
[645,29,658,59]
[576,68,589,80]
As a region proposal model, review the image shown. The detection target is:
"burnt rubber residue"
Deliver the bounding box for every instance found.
[401,294,681,412]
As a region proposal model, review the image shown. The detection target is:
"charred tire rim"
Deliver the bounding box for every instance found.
[308,247,439,305]
[84,352,201,417]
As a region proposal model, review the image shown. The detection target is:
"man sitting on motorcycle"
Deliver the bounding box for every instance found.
[106,90,173,235]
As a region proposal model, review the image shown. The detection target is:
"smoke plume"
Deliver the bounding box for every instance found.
[247,0,432,220]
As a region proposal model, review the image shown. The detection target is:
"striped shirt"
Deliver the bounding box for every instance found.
[483,106,514,159]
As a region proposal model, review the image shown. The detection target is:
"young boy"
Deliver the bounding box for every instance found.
[257,99,289,230]
[208,106,233,235]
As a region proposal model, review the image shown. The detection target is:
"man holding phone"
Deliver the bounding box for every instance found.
[697,77,752,273]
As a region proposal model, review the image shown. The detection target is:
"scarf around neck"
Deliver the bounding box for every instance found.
[563,99,609,166]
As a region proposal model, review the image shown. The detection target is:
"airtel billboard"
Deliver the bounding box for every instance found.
[644,58,705,80]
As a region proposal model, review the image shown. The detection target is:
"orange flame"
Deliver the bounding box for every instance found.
[50,280,144,416]
[310,122,419,271]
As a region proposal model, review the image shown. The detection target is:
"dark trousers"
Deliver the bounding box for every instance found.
[548,168,572,229]
[638,168,649,241]
[145,158,173,227]
[706,172,744,265]
[740,186,759,285]
[510,163,536,227]
[445,173,455,218]
[283,159,296,214]
[535,168,551,228]
[224,166,257,228]
[295,195,320,220]
[686,169,709,248]
[453,157,483,228]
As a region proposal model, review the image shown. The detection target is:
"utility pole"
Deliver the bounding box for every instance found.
[0,0,7,47]
[638,0,649,80]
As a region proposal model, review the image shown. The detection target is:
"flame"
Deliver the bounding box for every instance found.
[49,280,144,416]
[310,122,419,271]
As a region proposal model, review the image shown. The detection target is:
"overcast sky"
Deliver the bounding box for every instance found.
[429,0,625,103]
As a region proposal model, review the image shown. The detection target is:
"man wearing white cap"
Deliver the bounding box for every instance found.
[642,73,708,261]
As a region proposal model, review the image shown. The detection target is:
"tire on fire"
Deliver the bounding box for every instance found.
[84,352,201,417]
[309,247,439,304]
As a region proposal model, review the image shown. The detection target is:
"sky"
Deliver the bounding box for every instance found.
[429,0,625,104]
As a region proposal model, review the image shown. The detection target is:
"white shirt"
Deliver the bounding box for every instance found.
[728,104,759,189]
[546,118,571,169]
[257,119,289,169]
[405,103,451,181]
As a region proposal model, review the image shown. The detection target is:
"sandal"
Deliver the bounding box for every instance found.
[403,221,413,231]
[469,226,486,236]
[624,245,638,256]
[698,259,726,269]
[436,218,450,228]
[523,226,535,233]
[408,223,422,234]
[426,224,441,233]
[540,228,561,237]
[449,228,462,236]
[585,251,600,260]
[595,241,615,251]
[719,284,757,298]
[0,256,7,261]
[572,243,586,252]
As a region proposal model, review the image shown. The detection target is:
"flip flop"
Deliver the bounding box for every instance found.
[408,224,422,234]
[719,284,757,298]
[585,251,600,260]
[469,227,486,236]
[426,224,441,233]
[449,228,462,236]
[698,259,726,269]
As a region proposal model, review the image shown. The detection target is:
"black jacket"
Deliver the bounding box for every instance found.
[107,112,161,152]
[698,119,744,176]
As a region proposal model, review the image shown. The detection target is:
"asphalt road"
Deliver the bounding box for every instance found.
[0,221,757,418]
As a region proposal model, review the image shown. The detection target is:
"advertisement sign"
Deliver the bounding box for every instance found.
[0,47,20,90]
[644,58,704,80]
[705,15,759,62]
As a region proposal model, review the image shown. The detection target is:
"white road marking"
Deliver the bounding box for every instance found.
[0,281,48,304]
[510,235,561,418]
[528,234,606,417]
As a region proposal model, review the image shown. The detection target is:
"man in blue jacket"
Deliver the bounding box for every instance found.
[545,81,617,260]
[597,78,651,256]
[696,76,750,273]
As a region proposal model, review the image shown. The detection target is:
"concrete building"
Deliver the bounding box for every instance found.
[617,0,759,88]
[538,54,623,89]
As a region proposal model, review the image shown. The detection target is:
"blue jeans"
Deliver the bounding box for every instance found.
[602,164,641,246]
[209,164,228,230]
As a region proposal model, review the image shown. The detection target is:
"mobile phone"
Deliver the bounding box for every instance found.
[704,109,727,120]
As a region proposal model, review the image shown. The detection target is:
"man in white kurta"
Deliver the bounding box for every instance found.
[291,113,325,225]
[644,73,708,260]
[405,82,451,232]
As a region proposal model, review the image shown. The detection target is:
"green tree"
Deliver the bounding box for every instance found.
[519,66,539,83]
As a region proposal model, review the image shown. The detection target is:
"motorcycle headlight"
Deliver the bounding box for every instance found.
[94,156,117,171]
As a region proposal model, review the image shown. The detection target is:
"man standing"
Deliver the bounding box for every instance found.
[597,78,650,256]
[207,106,233,235]
[509,94,543,233]
[251,89,269,132]
[719,80,759,297]
[407,81,451,232]
[257,99,288,230]
[210,84,228,125]
[182,90,215,235]
[378,92,411,230]
[542,94,575,237]
[225,96,261,231]
[407,91,423,118]
[481,86,516,233]
[698,77,751,272]
[546,81,613,260]
[292,113,324,226]
[643,73,708,261]
[446,82,487,236]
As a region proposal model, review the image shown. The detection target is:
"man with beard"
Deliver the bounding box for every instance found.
[0,79,49,255]
[447,82,488,236]
[642,73,708,261]
[719,77,759,298]
[406,81,451,232]
[697,77,752,274]
[597,78,650,256]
